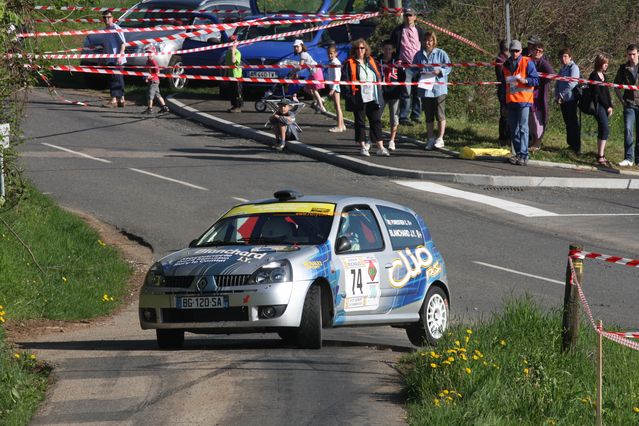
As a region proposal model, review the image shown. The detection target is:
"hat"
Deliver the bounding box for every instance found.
[293,39,304,47]
[278,98,294,106]
[144,45,156,53]
[527,35,541,45]
[403,7,415,15]
[509,40,522,51]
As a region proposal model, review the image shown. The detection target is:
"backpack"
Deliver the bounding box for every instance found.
[573,83,596,115]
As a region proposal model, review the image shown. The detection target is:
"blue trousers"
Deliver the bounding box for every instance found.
[622,104,639,163]
[507,105,530,158]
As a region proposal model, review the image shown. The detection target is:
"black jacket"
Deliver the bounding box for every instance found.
[389,24,425,64]
[613,62,639,105]
[341,57,385,112]
[589,71,612,110]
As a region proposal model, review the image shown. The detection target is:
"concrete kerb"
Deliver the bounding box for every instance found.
[167,95,639,189]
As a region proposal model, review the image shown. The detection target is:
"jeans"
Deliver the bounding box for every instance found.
[399,68,421,121]
[507,105,530,158]
[560,100,581,152]
[622,104,639,162]
[594,103,610,140]
[108,65,125,98]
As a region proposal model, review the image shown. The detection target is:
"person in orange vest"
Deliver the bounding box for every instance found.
[501,39,540,166]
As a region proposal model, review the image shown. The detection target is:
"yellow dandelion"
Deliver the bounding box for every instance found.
[466,329,472,335]
[442,360,451,366]
[458,347,466,353]
[473,355,479,360]
[523,359,529,365]
[29,354,36,360]
[0,317,4,323]
[434,398,440,407]
[446,356,455,362]
[460,354,468,361]
[524,368,529,376]
[14,353,21,359]
[633,407,639,413]
[455,340,461,347]
[97,239,106,247]
[443,389,449,395]
[430,363,438,368]
[465,335,470,344]
[474,349,484,357]
[500,339,506,346]
[0,305,3,309]
[420,352,426,357]
[446,349,457,354]
[62,276,67,283]
[438,392,445,398]
[465,367,472,374]
[446,396,453,402]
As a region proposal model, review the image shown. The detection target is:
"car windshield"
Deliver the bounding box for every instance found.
[118,6,194,28]
[234,22,314,42]
[195,202,335,246]
[255,0,325,14]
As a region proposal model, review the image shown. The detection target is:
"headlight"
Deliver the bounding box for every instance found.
[278,59,299,67]
[144,262,166,287]
[248,260,292,285]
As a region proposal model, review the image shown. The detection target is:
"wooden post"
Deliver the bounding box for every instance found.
[596,320,603,426]
[562,244,583,352]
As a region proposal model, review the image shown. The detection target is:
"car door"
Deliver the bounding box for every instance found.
[333,204,396,318]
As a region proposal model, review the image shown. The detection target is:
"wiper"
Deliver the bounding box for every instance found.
[194,240,237,247]
[238,236,287,244]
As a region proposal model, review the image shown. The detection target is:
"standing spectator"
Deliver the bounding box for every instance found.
[390,8,424,126]
[226,36,243,113]
[342,39,389,157]
[554,48,581,154]
[142,45,169,114]
[501,40,539,166]
[326,44,346,132]
[495,39,510,145]
[590,54,613,165]
[100,11,126,108]
[528,43,554,152]
[292,39,326,113]
[523,34,541,57]
[379,39,404,150]
[413,31,451,150]
[614,44,639,167]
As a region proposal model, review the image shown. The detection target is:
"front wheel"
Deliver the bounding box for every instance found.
[297,285,322,349]
[167,56,187,90]
[156,329,184,349]
[406,286,449,347]
[255,100,267,112]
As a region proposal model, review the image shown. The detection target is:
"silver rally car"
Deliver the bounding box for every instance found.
[139,190,450,349]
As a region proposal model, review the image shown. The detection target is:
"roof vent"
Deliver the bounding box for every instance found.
[274,189,303,201]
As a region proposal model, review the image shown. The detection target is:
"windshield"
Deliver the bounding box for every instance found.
[255,0,327,14]
[195,202,336,246]
[235,22,314,43]
[118,6,194,28]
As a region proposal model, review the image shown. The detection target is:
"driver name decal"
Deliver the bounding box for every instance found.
[388,246,433,288]
[174,249,266,266]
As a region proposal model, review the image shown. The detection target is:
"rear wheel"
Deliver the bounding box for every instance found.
[167,56,187,90]
[406,286,449,347]
[255,100,267,112]
[297,285,322,349]
[156,329,184,349]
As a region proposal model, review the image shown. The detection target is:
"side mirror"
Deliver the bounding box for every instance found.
[335,236,351,254]
[188,239,198,248]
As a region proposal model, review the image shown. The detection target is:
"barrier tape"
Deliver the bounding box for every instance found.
[34,5,252,13]
[608,331,639,339]
[416,17,490,56]
[539,72,639,92]
[569,249,639,267]
[35,70,88,106]
[34,18,201,23]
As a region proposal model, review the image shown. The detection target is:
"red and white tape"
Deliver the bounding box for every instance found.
[608,331,639,339]
[34,5,251,13]
[540,72,639,92]
[34,18,198,23]
[569,249,639,268]
[416,17,490,56]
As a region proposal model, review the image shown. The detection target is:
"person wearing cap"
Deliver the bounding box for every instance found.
[142,45,169,114]
[501,39,539,166]
[226,35,243,113]
[292,39,326,113]
[528,42,554,152]
[100,11,126,108]
[554,47,581,154]
[390,8,425,126]
[523,35,541,57]
[268,98,301,151]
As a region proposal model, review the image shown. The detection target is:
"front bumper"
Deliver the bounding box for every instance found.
[139,279,313,331]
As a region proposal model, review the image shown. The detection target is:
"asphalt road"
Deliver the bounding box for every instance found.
[16,88,639,424]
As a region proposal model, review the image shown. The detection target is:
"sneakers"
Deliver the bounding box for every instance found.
[329,126,346,133]
[619,159,634,167]
[508,155,519,165]
[399,119,413,126]
[360,147,370,157]
[364,142,371,152]
[388,140,396,151]
[117,99,126,108]
[376,148,390,157]
[425,138,436,150]
[509,155,528,166]
[434,137,445,149]
[160,105,170,113]
[274,140,286,151]
[227,107,242,113]
[142,107,153,114]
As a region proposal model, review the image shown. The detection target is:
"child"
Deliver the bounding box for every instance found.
[378,40,404,150]
[292,39,326,113]
[226,35,243,113]
[268,98,301,151]
[143,45,169,114]
[326,45,346,132]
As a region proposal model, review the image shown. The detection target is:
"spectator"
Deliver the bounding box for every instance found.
[379,39,405,151]
[268,98,301,151]
[501,39,539,166]
[614,44,639,167]
[390,8,425,126]
[226,36,243,113]
[326,44,346,132]
[142,45,169,114]
[100,11,126,108]
[555,48,581,154]
[590,54,613,166]
[528,43,554,152]
[413,31,451,150]
[342,39,389,157]
[523,34,541,57]
[495,39,510,145]
[292,39,326,113]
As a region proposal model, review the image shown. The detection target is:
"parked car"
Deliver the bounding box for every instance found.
[139,190,450,349]
[81,0,253,89]
[179,0,380,89]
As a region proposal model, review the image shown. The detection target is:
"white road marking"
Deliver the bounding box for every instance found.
[232,197,249,202]
[42,143,111,164]
[394,181,557,217]
[128,168,208,191]
[473,261,564,285]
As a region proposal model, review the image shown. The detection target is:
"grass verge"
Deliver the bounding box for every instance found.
[400,297,639,425]
[0,182,132,423]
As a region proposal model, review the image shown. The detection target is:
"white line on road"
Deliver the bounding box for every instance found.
[42,143,111,164]
[128,168,208,191]
[473,261,564,285]
[232,197,249,202]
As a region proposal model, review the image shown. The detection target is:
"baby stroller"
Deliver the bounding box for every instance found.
[254,70,301,112]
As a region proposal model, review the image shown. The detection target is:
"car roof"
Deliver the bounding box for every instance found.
[244,194,415,213]
[139,0,244,7]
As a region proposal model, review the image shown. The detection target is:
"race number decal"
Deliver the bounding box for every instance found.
[341,255,380,312]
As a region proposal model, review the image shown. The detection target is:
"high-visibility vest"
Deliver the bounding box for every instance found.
[346,57,381,94]
[503,56,534,104]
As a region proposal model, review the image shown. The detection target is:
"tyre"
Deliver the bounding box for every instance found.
[167,56,187,90]
[406,286,449,347]
[156,329,184,349]
[296,285,322,349]
[277,329,297,343]
[255,100,267,112]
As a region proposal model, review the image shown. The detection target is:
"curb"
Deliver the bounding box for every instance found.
[167,95,639,189]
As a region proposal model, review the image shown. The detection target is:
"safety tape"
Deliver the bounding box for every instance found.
[33,5,252,13]
[608,331,639,339]
[34,18,200,23]
[539,72,639,92]
[35,70,88,106]
[79,61,497,70]
[416,17,490,56]
[569,249,639,267]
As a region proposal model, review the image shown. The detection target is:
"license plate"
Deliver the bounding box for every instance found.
[176,296,229,309]
[248,71,278,78]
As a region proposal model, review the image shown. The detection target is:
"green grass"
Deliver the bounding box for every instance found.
[401,298,639,425]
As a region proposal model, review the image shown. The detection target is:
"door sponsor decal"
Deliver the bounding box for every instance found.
[341,255,380,312]
[388,246,433,288]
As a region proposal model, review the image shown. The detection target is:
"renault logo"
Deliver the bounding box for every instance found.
[196,277,207,292]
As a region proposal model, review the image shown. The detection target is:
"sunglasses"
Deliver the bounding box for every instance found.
[357,46,366,50]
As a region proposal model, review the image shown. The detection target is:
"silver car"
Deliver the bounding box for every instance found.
[139,190,450,349]
[81,0,250,89]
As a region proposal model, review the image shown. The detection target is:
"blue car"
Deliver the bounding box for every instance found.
[180,0,380,89]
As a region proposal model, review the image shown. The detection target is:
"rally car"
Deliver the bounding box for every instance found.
[139,190,450,349]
